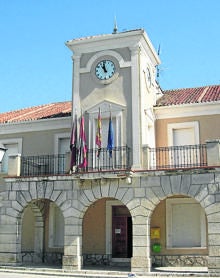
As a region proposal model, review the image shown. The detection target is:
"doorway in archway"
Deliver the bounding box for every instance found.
[112,205,132,258]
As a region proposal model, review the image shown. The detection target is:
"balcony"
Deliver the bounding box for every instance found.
[145,144,208,170]
[20,146,131,177]
[6,140,220,177]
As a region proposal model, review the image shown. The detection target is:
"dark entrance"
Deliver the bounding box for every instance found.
[112,206,132,258]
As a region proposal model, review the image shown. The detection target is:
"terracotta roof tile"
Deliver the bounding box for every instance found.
[156,85,220,107]
[0,101,72,124]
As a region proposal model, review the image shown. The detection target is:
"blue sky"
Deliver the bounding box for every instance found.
[0,0,219,112]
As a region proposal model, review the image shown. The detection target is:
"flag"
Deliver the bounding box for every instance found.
[70,114,78,170]
[95,108,102,157]
[107,112,114,157]
[78,114,87,168]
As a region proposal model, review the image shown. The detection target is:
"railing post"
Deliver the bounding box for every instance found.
[8,154,21,176]
[206,139,220,166]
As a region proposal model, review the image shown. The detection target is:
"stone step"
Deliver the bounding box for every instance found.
[0,266,210,278]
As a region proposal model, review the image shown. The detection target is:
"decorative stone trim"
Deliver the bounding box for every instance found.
[21,251,63,265]
[152,255,208,267]
[83,254,111,265]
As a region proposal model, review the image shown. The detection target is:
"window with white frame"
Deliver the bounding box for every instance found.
[167,122,200,167]
[168,121,199,146]
[0,138,22,173]
[48,203,64,248]
[166,198,206,248]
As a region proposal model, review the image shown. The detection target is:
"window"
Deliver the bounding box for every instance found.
[166,198,206,248]
[168,122,199,146]
[0,138,22,173]
[167,122,201,167]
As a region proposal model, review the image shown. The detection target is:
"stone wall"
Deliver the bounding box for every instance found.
[152,255,208,267]
[0,168,219,274]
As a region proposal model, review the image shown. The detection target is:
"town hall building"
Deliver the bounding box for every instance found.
[0,28,219,275]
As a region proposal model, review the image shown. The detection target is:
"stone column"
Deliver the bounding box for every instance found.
[62,217,83,271]
[130,45,142,170]
[131,214,151,273]
[63,237,82,270]
[207,205,220,274]
[72,53,81,116]
[206,140,220,166]
[0,206,22,265]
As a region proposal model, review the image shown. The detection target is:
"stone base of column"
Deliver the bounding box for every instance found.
[131,256,151,274]
[208,257,220,275]
[0,252,22,265]
[62,255,82,271]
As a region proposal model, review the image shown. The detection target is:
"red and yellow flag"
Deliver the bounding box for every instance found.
[95,108,102,157]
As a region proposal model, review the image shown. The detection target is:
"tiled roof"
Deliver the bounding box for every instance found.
[0,101,72,124]
[156,85,220,107]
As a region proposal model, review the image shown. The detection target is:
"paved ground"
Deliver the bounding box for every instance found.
[0,272,213,278]
[0,266,212,278]
[0,265,213,278]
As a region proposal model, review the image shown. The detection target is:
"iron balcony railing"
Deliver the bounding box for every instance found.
[20,146,131,176]
[20,144,208,177]
[146,144,207,170]
[21,154,67,176]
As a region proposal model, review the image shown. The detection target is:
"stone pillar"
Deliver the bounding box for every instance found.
[0,214,22,265]
[206,140,220,166]
[130,45,142,170]
[131,214,151,273]
[62,217,83,271]
[207,209,220,274]
[72,53,81,116]
[8,154,21,176]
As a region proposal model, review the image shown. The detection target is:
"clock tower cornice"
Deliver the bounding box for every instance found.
[66,29,160,65]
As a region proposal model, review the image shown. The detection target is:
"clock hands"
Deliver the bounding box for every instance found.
[95,60,115,80]
[102,61,107,73]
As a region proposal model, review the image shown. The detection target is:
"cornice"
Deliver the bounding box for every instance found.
[66,29,160,64]
[154,101,220,119]
[0,117,71,135]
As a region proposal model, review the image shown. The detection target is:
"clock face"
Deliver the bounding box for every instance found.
[95,60,115,80]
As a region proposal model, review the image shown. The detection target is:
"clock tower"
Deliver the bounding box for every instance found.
[66,29,161,169]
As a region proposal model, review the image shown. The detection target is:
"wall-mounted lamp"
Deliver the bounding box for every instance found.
[0,143,7,164]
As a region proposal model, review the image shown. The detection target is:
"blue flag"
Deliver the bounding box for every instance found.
[107,114,114,157]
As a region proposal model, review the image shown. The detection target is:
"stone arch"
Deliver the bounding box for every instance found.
[13,180,67,265]
[149,194,208,267]
[129,173,214,272]
[20,201,44,263]
[77,178,135,220]
[138,174,212,219]
[82,196,133,266]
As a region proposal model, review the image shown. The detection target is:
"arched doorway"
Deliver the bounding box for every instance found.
[21,199,64,265]
[82,198,132,267]
[150,195,208,268]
